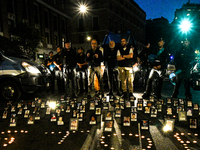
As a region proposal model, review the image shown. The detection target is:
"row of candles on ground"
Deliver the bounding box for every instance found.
[174,132,199,149]
[1,130,28,147]
[99,133,153,149]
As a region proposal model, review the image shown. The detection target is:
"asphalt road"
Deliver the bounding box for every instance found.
[0,80,200,150]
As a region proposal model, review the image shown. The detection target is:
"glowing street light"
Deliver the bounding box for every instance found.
[87,36,91,41]
[179,19,192,34]
[79,5,87,13]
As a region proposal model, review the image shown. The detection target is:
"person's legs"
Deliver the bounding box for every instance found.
[118,67,127,95]
[94,66,102,94]
[113,69,122,95]
[107,68,114,95]
[142,69,155,99]
[171,74,182,98]
[71,68,77,97]
[88,67,95,97]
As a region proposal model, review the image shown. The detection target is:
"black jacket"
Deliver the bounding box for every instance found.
[86,48,102,67]
[62,48,77,69]
[104,47,118,69]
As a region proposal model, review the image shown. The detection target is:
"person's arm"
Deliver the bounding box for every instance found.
[47,60,52,67]
[117,50,125,61]
[123,47,134,59]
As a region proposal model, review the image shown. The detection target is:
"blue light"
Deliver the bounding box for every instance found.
[170,56,174,60]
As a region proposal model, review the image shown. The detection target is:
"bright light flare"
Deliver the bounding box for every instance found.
[79,5,87,13]
[49,102,56,109]
[179,19,192,33]
[87,36,91,41]
[163,125,171,132]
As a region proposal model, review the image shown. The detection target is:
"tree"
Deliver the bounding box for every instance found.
[9,22,42,60]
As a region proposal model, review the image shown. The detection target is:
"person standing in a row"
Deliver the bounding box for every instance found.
[63,41,78,98]
[104,40,122,96]
[53,46,64,93]
[76,47,88,94]
[86,39,103,99]
[117,38,136,99]
[171,39,194,99]
[142,38,169,99]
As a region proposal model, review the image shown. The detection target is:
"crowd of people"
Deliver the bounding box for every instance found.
[45,37,194,100]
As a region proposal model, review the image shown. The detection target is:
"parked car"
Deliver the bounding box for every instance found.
[0,36,51,101]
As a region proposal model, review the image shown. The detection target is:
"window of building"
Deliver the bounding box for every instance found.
[53,0,57,5]
[79,35,84,44]
[61,0,65,9]
[78,18,84,31]
[109,18,112,31]
[62,19,66,34]
[93,35,99,42]
[54,15,58,32]
[54,35,58,46]
[120,0,124,5]
[44,10,49,28]
[93,16,99,30]
[45,32,50,44]
[34,4,39,24]
[22,0,28,20]
[0,11,2,32]
[7,0,14,14]
[109,3,112,11]
[62,37,65,48]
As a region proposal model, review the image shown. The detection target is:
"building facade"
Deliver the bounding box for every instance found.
[68,0,146,51]
[171,1,200,51]
[0,0,146,63]
[0,0,71,63]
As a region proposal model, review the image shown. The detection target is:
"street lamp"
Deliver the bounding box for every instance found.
[179,19,192,34]
[79,5,87,13]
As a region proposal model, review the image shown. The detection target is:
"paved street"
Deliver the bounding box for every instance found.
[0,80,200,150]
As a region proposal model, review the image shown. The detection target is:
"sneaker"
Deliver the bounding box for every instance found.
[107,91,113,96]
[117,91,122,96]
[87,94,91,99]
[122,92,127,98]
[72,94,78,98]
[171,95,177,99]
[129,93,136,100]
[142,93,149,99]
[156,94,161,99]
[185,95,192,99]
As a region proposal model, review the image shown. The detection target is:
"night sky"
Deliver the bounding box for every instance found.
[134,0,200,23]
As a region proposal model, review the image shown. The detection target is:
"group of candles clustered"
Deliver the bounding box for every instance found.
[1,95,200,149]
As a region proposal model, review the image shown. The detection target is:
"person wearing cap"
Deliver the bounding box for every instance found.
[117,38,136,99]
[76,47,88,94]
[62,40,78,98]
[171,39,195,99]
[142,38,169,99]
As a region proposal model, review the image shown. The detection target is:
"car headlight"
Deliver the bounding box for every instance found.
[22,62,41,74]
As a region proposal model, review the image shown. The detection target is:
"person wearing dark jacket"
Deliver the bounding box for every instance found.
[171,39,195,99]
[142,38,169,99]
[76,47,88,94]
[46,51,55,93]
[104,41,121,96]
[86,39,103,98]
[63,41,77,98]
[53,46,64,93]
[138,42,152,87]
